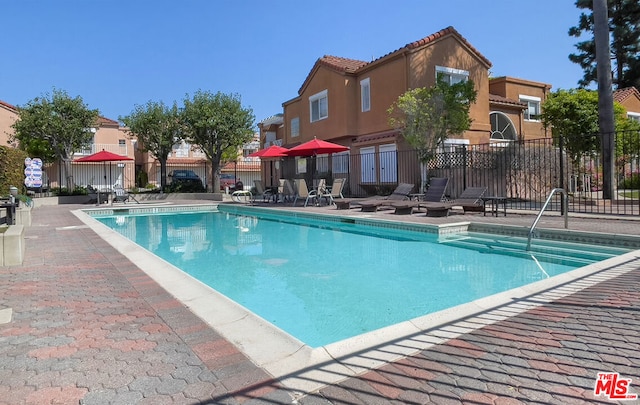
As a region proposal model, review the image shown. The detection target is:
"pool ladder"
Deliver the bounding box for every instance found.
[526,188,568,251]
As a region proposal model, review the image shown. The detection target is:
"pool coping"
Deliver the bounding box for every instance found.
[73,204,640,396]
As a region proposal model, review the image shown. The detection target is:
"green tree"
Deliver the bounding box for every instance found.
[181,90,254,192]
[388,78,477,190]
[569,0,640,89]
[10,89,99,190]
[540,88,638,167]
[120,101,182,192]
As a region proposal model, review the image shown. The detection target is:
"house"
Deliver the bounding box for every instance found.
[614,87,640,122]
[0,101,135,191]
[260,26,552,194]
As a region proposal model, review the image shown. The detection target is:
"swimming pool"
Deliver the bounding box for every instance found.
[91,206,631,348]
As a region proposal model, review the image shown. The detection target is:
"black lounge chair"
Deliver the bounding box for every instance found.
[391,178,449,214]
[418,186,487,217]
[352,183,415,212]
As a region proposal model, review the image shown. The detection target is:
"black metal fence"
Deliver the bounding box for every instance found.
[41,131,640,216]
[293,131,640,216]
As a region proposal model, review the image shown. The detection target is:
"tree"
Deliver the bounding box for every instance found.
[120,101,182,192]
[10,89,99,190]
[569,0,640,89]
[540,88,637,167]
[388,78,477,190]
[181,90,255,192]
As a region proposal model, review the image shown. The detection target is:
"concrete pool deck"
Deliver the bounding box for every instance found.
[1,200,640,404]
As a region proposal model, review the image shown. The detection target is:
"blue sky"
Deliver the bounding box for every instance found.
[2,1,585,127]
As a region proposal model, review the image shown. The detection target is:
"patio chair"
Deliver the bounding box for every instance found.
[319,178,345,206]
[292,179,317,207]
[353,183,415,212]
[277,179,296,203]
[252,180,275,203]
[112,186,139,204]
[417,185,487,217]
[390,178,449,215]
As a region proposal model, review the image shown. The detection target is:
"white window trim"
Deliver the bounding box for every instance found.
[435,65,469,85]
[360,78,370,112]
[519,94,541,122]
[628,112,640,122]
[309,90,328,122]
[436,65,469,77]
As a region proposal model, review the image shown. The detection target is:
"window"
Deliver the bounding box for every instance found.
[290,117,300,137]
[436,66,469,85]
[309,90,328,122]
[490,112,517,141]
[519,95,541,121]
[332,151,349,174]
[118,139,126,147]
[628,112,640,123]
[360,78,370,112]
[173,140,190,157]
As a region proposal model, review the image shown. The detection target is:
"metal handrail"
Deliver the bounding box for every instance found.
[526,188,568,251]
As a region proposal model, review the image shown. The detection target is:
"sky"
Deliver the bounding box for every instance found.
[2,1,586,128]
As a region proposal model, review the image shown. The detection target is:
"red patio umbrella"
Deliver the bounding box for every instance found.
[76,150,133,204]
[75,150,133,162]
[284,137,349,157]
[248,145,290,187]
[285,138,349,189]
[247,145,289,158]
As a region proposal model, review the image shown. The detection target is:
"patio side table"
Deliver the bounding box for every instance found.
[481,196,507,217]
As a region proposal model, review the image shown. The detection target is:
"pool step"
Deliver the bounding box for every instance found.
[438,233,626,266]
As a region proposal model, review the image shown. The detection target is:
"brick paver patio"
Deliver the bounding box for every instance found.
[0,202,638,404]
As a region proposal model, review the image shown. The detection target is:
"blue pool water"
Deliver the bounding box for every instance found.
[95,210,629,347]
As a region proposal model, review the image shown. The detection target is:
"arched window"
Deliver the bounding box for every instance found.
[490,112,517,141]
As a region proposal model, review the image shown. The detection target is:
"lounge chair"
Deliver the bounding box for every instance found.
[252,180,275,203]
[292,179,317,207]
[390,178,449,215]
[352,183,415,212]
[112,187,139,204]
[319,178,345,206]
[418,185,487,217]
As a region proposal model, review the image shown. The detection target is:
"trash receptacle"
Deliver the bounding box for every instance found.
[235,181,244,191]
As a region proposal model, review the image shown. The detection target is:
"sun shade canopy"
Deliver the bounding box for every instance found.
[75,150,133,162]
[284,138,349,157]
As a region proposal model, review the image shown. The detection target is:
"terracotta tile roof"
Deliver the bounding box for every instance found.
[97,116,119,126]
[0,100,18,111]
[369,26,492,69]
[405,26,492,68]
[613,87,640,103]
[489,94,527,109]
[318,55,368,73]
[297,26,492,96]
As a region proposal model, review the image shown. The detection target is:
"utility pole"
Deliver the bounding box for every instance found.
[594,0,615,200]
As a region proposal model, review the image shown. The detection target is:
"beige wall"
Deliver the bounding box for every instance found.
[408,35,492,142]
[620,93,640,115]
[0,103,18,147]
[490,76,552,140]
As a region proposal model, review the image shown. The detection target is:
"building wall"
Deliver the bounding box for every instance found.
[408,35,492,144]
[355,55,407,136]
[489,76,551,140]
[0,102,18,147]
[619,93,640,115]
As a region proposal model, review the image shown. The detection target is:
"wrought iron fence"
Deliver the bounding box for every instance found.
[38,130,640,216]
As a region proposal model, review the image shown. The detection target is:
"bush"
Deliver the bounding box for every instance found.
[166,182,205,193]
[619,174,640,189]
[52,186,88,196]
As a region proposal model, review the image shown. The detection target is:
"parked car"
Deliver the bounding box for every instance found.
[220,174,240,191]
[168,170,205,192]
